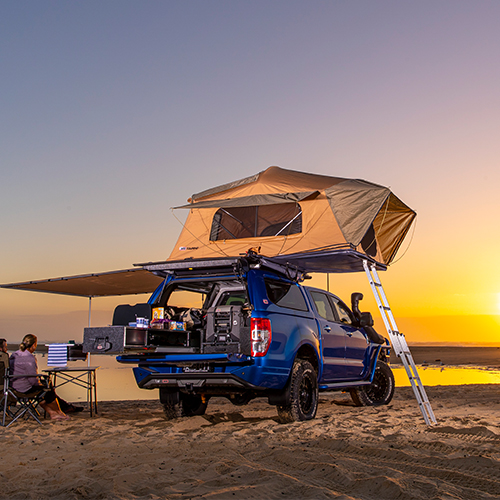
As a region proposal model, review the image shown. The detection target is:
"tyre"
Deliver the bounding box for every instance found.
[162,402,181,420]
[228,392,254,406]
[350,361,395,407]
[277,359,318,423]
[181,394,208,417]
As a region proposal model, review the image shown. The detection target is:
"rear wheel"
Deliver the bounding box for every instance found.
[160,389,181,420]
[162,402,181,420]
[228,392,254,406]
[277,359,318,423]
[350,361,395,407]
[181,394,208,416]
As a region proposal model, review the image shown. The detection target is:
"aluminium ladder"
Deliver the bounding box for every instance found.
[363,260,437,426]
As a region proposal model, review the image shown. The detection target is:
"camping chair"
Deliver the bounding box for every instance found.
[0,363,15,423]
[2,371,50,428]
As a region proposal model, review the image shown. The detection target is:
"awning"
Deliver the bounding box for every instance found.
[0,268,164,298]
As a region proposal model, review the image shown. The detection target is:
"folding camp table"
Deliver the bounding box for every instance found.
[43,366,99,417]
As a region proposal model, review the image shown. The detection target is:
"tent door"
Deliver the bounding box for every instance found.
[363,260,437,426]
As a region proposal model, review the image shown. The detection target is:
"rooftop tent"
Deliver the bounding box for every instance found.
[169,166,416,272]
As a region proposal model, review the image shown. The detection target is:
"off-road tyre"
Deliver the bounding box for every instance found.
[181,394,208,417]
[350,361,395,407]
[228,392,254,406]
[277,359,318,423]
[162,402,181,420]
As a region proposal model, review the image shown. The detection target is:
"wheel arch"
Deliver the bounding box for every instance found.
[295,343,319,375]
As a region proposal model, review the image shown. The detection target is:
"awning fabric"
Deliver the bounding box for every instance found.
[0,268,164,298]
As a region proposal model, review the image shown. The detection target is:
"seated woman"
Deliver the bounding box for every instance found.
[9,334,70,420]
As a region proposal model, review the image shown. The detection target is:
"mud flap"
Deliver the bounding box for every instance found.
[267,377,292,406]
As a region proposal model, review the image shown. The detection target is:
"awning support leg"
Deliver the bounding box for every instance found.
[87,296,92,367]
[363,260,437,426]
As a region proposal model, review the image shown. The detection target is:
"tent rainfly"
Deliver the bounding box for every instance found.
[169,166,416,272]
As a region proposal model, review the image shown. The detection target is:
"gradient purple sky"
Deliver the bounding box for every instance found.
[1,1,499,343]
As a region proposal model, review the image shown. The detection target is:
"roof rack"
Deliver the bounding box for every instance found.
[137,250,307,283]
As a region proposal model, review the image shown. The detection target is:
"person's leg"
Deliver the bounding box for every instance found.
[57,396,70,412]
[40,400,69,420]
[57,396,83,413]
[41,390,70,420]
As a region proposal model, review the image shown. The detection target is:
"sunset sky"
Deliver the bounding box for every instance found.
[1,1,499,345]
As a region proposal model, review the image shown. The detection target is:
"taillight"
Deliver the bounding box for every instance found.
[251,318,272,357]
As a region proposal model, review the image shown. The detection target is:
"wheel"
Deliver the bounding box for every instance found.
[162,402,181,420]
[228,392,254,406]
[350,361,395,407]
[277,360,318,423]
[160,389,181,420]
[181,394,208,417]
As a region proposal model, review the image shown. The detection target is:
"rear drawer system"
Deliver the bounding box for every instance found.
[83,305,251,355]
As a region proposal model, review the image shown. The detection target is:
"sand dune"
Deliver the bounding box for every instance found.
[2,383,500,499]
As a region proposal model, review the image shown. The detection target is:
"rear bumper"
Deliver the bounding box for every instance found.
[136,369,262,392]
[117,352,252,365]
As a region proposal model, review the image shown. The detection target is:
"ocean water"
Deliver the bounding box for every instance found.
[31,352,500,404]
[392,365,500,386]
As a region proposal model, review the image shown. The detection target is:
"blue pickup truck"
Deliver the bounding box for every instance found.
[86,253,394,422]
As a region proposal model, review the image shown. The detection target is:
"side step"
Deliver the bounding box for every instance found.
[363,260,437,426]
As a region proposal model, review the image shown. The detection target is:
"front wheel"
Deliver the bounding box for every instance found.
[350,361,395,407]
[277,360,318,423]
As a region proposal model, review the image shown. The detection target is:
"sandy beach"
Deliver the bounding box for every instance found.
[2,349,500,500]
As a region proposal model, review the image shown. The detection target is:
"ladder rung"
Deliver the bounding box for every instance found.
[364,259,436,426]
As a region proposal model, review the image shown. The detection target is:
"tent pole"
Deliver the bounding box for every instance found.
[88,296,92,327]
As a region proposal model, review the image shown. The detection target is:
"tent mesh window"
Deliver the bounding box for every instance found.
[210,203,302,241]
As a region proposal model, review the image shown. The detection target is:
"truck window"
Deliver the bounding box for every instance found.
[330,297,353,325]
[264,278,308,311]
[167,289,204,309]
[310,291,336,322]
[216,291,247,306]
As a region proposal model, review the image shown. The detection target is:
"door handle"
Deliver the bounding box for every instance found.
[324,326,331,333]
[346,332,353,337]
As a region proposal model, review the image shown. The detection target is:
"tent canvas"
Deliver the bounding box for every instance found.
[169,166,416,272]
